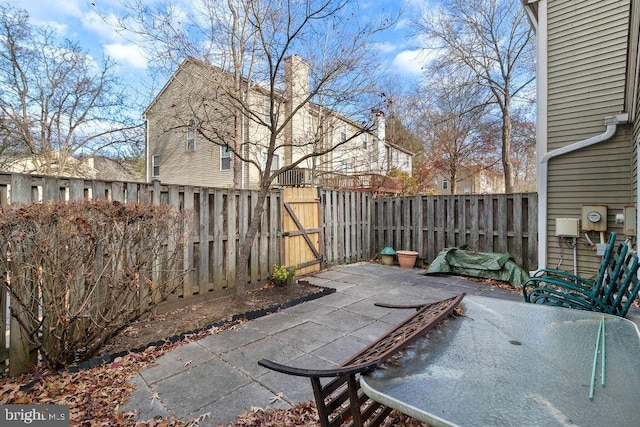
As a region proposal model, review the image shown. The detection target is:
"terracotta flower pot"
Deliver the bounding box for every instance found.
[396,250,418,269]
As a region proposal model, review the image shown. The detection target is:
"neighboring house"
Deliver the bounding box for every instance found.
[143,56,413,191]
[1,154,143,182]
[430,167,505,195]
[524,0,640,276]
[91,156,144,182]
[2,153,98,178]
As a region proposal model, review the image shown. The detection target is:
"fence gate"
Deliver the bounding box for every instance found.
[281,187,322,276]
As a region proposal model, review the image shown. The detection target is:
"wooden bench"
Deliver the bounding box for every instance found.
[523,232,640,317]
[258,293,465,427]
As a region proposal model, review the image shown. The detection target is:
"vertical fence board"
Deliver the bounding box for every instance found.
[212,190,225,287]
[259,196,269,280]
[344,192,352,263]
[249,192,260,283]
[10,174,31,204]
[183,186,195,298]
[69,179,84,200]
[331,191,339,260]
[363,193,370,260]
[469,197,480,250]
[455,196,464,246]
[513,194,524,267]
[199,188,210,293]
[352,193,359,262]
[227,190,237,286]
[484,195,494,251]
[497,195,508,253]
[446,197,455,247]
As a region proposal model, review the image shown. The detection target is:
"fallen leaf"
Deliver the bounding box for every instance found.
[269,392,284,403]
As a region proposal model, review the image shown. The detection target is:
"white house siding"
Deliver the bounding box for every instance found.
[545,0,633,276]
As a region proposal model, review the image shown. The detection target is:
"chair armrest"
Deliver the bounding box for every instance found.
[258,358,379,378]
[523,286,604,312]
[531,269,595,289]
[373,297,461,311]
[523,276,595,297]
[373,302,427,310]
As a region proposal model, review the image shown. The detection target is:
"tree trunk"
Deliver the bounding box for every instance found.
[501,100,514,193]
[449,172,456,195]
[234,177,269,298]
[233,115,243,189]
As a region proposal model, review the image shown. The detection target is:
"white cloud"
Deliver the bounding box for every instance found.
[373,41,398,54]
[104,44,148,69]
[391,49,429,75]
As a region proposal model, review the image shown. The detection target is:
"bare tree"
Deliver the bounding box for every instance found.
[510,110,536,192]
[413,0,535,193]
[0,5,142,177]
[112,0,395,296]
[420,82,499,195]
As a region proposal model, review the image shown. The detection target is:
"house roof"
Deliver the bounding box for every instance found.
[522,0,539,29]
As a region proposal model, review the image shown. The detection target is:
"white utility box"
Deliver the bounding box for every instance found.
[624,206,636,236]
[555,218,580,237]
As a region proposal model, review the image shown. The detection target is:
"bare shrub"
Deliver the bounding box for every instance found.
[0,199,188,369]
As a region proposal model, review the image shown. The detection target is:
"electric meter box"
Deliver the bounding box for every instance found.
[581,205,607,232]
[555,218,580,237]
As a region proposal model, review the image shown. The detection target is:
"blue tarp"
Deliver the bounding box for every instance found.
[422,247,530,287]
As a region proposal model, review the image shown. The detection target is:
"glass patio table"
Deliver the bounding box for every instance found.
[360,295,640,426]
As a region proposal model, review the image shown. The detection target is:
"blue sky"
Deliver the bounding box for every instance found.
[6,0,426,89]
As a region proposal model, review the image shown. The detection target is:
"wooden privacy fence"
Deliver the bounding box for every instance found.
[0,171,538,375]
[320,189,370,265]
[0,173,283,374]
[0,173,282,296]
[369,193,538,272]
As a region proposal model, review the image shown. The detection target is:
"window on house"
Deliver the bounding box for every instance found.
[262,152,280,170]
[305,114,313,136]
[186,118,196,152]
[362,133,368,149]
[263,96,271,123]
[152,155,160,177]
[340,124,347,142]
[221,146,231,170]
[442,180,449,190]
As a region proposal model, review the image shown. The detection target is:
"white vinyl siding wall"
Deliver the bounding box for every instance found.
[545,0,633,276]
[146,63,234,188]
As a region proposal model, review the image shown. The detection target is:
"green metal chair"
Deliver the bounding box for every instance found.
[523,233,640,317]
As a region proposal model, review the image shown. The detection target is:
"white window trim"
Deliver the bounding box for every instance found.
[262,151,280,171]
[220,146,231,171]
[151,155,160,177]
[186,118,196,152]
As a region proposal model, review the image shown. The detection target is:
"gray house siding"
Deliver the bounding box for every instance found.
[145,61,235,188]
[546,0,633,276]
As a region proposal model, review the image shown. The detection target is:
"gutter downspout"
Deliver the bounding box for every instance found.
[537,113,629,271]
